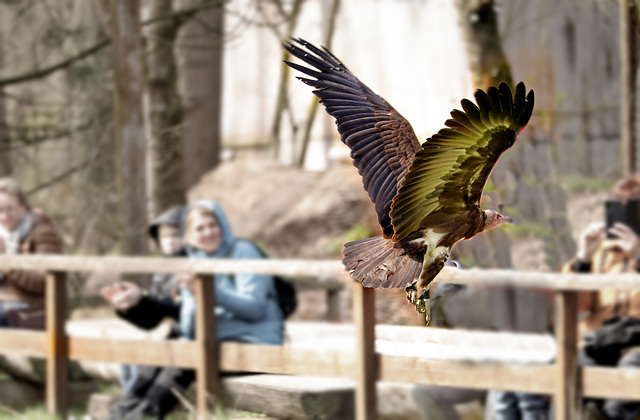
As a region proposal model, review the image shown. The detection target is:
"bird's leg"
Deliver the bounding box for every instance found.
[405,282,418,304]
[405,282,432,324]
[415,288,431,325]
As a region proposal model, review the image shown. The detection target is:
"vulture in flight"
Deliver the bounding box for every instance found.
[284,38,534,322]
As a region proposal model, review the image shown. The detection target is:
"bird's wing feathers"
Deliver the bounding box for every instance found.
[284,38,422,238]
[390,82,534,241]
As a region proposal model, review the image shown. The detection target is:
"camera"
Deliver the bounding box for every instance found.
[605,199,640,238]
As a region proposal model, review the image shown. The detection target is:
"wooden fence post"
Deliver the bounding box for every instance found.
[353,282,377,420]
[555,290,580,420]
[46,271,68,418]
[195,274,217,419]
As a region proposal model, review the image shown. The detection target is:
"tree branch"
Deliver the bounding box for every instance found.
[0,38,110,87]
[25,157,93,196]
[0,2,220,88]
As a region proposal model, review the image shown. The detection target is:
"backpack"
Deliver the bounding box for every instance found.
[229,239,297,318]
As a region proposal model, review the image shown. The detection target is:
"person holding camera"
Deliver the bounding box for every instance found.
[564,175,640,419]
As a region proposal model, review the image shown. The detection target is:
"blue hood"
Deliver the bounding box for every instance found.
[182,200,235,259]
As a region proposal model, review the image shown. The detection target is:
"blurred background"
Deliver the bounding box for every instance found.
[0,0,635,323]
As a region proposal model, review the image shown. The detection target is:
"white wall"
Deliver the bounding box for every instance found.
[222,0,474,170]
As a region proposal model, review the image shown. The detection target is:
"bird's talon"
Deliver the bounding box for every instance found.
[415,290,431,325]
[405,283,417,293]
[405,282,418,306]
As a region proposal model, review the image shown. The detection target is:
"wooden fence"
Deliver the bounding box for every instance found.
[0,254,640,420]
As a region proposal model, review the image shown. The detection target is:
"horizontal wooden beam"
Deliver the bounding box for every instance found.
[1,331,638,401]
[219,343,356,377]
[1,254,640,291]
[0,255,346,277]
[379,355,556,394]
[583,366,640,399]
[440,266,640,291]
[0,330,47,357]
[67,337,198,368]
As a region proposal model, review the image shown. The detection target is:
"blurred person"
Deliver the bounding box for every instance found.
[563,175,640,419]
[146,204,186,296]
[105,205,186,393]
[0,177,63,328]
[104,200,284,419]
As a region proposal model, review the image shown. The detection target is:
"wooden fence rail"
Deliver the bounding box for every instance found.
[0,255,639,419]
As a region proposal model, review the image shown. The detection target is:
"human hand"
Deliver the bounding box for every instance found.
[608,222,640,260]
[576,222,606,262]
[100,282,142,311]
[176,273,196,292]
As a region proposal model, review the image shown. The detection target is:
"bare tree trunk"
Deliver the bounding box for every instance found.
[455,0,513,89]
[145,0,186,216]
[0,91,11,175]
[112,0,148,256]
[175,0,224,188]
[619,0,639,176]
[269,0,305,161]
[454,0,515,271]
[0,12,12,175]
[297,0,341,168]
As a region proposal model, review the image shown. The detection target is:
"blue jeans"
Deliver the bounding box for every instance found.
[120,364,140,394]
[491,391,550,420]
[179,289,196,340]
[0,302,31,327]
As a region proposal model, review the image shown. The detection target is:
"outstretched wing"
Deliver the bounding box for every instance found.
[390,82,534,241]
[284,38,422,239]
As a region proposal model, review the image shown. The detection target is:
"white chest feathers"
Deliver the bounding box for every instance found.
[409,229,446,247]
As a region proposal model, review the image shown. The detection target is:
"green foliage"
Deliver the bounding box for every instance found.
[522,176,541,187]
[483,181,496,192]
[326,223,372,256]
[503,206,520,217]
[503,221,555,238]
[559,176,614,194]
[344,223,372,243]
[458,255,477,268]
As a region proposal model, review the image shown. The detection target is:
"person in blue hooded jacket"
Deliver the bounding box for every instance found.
[176,201,284,343]
[105,201,284,420]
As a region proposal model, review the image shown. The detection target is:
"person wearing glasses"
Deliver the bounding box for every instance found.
[0,177,63,328]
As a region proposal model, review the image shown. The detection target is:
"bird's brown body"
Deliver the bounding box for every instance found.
[284,38,533,321]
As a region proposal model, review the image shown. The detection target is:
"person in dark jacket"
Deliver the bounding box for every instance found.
[104,201,283,419]
[147,204,185,297]
[103,205,185,392]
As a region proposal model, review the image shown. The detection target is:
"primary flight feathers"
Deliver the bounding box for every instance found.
[284,38,534,319]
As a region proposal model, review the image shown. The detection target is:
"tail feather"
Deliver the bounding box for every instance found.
[389,255,418,288]
[342,237,422,289]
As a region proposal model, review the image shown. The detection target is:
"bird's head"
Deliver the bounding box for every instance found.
[483,209,512,231]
